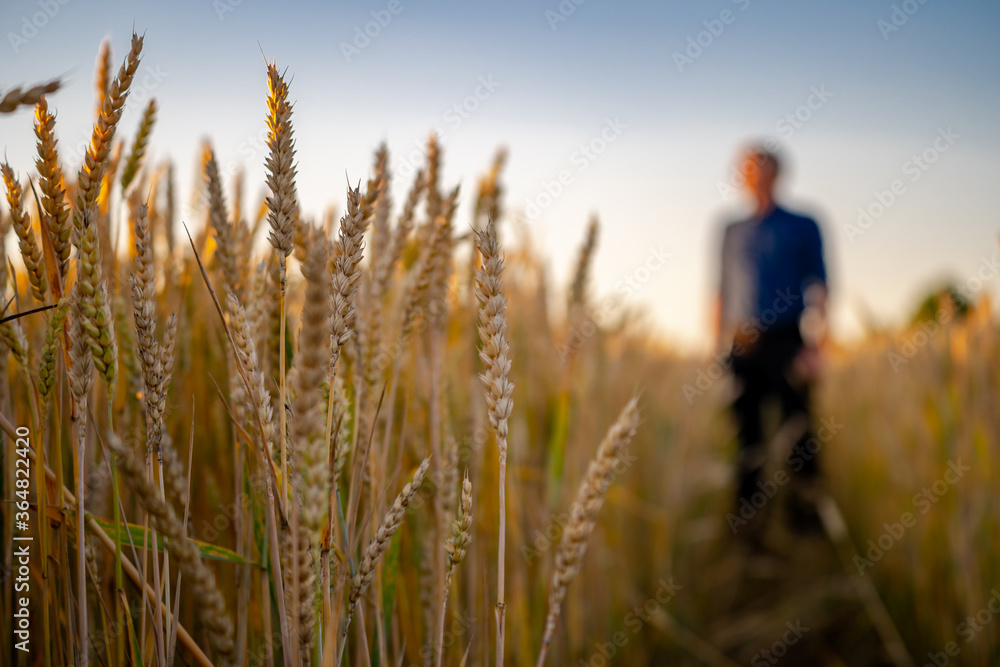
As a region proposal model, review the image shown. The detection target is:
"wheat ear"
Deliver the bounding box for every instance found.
[536,397,640,666]
[75,205,117,392]
[343,457,431,640]
[94,38,112,119]
[391,168,424,267]
[33,96,72,280]
[328,185,367,375]
[0,317,29,368]
[2,163,48,301]
[569,215,599,313]
[204,146,241,297]
[264,60,296,510]
[120,97,157,193]
[75,31,142,216]
[264,61,297,258]
[323,184,367,470]
[37,296,70,404]
[0,78,61,114]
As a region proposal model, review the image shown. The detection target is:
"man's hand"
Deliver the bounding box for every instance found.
[793,345,822,383]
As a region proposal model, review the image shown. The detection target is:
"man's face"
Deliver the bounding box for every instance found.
[740,151,776,200]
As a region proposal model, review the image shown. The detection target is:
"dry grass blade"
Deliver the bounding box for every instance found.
[106,432,236,664]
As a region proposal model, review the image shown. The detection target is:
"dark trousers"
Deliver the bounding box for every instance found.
[729,324,818,505]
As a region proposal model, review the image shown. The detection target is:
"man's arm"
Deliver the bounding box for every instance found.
[800,217,828,347]
[715,224,733,353]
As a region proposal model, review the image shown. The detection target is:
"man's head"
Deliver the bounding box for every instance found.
[739,144,781,205]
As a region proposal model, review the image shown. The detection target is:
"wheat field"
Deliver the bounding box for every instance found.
[0,32,998,667]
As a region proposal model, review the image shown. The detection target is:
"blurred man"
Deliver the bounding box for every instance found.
[716,144,828,534]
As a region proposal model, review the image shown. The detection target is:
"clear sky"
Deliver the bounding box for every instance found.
[2,0,999,351]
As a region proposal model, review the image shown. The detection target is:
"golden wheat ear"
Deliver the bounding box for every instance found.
[537,397,640,667]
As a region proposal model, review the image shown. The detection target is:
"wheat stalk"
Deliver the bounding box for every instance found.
[264,60,297,517]
[474,216,514,666]
[536,397,640,666]
[291,238,332,542]
[226,293,277,462]
[67,287,94,667]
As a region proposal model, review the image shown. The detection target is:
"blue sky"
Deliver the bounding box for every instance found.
[2,0,999,350]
